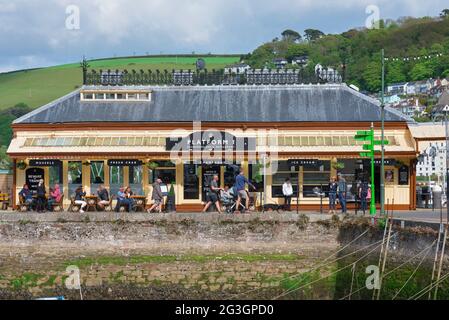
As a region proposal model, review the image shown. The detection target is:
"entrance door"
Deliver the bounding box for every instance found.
[201,164,221,201]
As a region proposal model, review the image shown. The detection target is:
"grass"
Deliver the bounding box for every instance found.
[0,55,240,111]
[64,253,304,268]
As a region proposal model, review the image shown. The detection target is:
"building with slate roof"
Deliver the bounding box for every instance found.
[8,77,419,211]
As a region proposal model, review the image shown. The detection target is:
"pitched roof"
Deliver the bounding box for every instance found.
[13,84,411,124]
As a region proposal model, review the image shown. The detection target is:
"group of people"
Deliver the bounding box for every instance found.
[201,168,256,214]
[328,174,372,214]
[19,180,62,213]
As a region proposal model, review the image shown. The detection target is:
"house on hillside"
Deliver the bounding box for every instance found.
[384,94,402,104]
[314,64,342,83]
[291,55,309,66]
[224,63,251,74]
[387,82,407,95]
[431,91,449,119]
[272,58,288,69]
[389,97,425,118]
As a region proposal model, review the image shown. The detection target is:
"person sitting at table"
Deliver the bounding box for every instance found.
[74,185,87,213]
[115,187,132,212]
[47,184,62,212]
[19,184,34,207]
[97,185,110,210]
[125,186,136,211]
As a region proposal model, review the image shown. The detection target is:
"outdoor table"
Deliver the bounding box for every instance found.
[0,193,9,210]
[131,195,147,212]
[85,195,98,212]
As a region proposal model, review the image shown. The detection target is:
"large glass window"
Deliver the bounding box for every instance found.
[49,164,63,190]
[68,161,82,196]
[90,161,104,195]
[183,164,200,199]
[109,166,124,197]
[129,165,143,195]
[248,163,264,192]
[271,161,298,198]
[302,161,330,197]
[148,161,176,185]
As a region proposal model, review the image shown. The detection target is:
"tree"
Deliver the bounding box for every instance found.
[304,29,324,42]
[285,43,309,61]
[440,9,449,18]
[6,103,31,118]
[409,63,433,81]
[386,63,406,84]
[0,146,11,170]
[363,61,382,93]
[281,29,301,42]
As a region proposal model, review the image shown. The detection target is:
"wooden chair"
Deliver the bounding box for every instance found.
[104,196,113,212]
[67,196,81,213]
[18,196,32,212]
[51,195,64,212]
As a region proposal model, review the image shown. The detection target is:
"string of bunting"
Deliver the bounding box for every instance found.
[385,53,444,62]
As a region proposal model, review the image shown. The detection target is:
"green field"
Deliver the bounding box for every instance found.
[0,55,240,110]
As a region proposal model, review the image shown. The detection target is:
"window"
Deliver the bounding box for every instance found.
[149,161,176,186]
[183,164,200,199]
[129,165,143,195]
[248,163,264,192]
[302,161,331,197]
[49,164,63,192]
[109,165,124,196]
[105,93,115,100]
[95,93,105,100]
[83,93,94,100]
[271,161,298,198]
[68,161,82,196]
[90,161,104,194]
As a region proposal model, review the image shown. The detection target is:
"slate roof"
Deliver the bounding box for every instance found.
[13,84,411,124]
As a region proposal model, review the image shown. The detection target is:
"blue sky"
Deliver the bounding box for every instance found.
[0,0,447,72]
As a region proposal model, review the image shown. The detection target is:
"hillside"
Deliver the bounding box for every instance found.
[0,55,240,111]
[244,14,449,93]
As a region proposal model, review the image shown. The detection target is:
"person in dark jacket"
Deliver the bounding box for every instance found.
[358,179,370,214]
[148,178,163,213]
[36,179,46,213]
[74,186,87,213]
[97,185,110,210]
[328,176,338,214]
[337,173,347,213]
[19,184,33,204]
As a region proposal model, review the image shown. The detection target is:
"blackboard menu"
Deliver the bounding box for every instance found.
[25,168,45,192]
[399,165,409,185]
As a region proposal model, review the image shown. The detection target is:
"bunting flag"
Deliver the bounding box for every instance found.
[384,53,444,62]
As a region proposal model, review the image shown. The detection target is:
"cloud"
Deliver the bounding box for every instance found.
[0,0,448,72]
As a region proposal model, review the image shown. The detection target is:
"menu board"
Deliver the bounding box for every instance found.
[25,168,45,192]
[399,165,409,185]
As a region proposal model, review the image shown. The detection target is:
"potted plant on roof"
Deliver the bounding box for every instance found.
[165,183,176,213]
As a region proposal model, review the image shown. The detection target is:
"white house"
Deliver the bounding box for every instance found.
[272,58,288,69]
[387,82,407,95]
[291,55,309,66]
[224,63,251,74]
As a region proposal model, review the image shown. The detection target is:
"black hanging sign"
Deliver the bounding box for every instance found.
[288,159,320,167]
[25,168,45,192]
[29,159,61,167]
[107,159,142,166]
[399,165,409,185]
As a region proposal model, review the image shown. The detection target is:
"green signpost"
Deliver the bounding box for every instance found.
[354,123,389,215]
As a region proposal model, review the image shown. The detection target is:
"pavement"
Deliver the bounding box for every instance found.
[0,208,446,224]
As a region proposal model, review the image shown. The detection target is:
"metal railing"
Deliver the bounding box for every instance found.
[83,68,343,86]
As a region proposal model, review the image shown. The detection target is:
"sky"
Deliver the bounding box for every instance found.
[0,0,448,72]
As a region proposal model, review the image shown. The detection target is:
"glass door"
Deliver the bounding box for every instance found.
[201,164,221,201]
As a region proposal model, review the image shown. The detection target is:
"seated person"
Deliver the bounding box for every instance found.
[19,184,33,205]
[115,187,132,212]
[74,186,87,213]
[97,185,110,210]
[47,184,62,211]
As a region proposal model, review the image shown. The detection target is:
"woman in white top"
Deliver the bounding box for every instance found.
[282,178,293,211]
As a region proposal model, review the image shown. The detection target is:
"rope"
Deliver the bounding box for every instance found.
[271,235,390,300]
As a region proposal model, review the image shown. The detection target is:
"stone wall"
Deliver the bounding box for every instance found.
[0,214,340,299]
